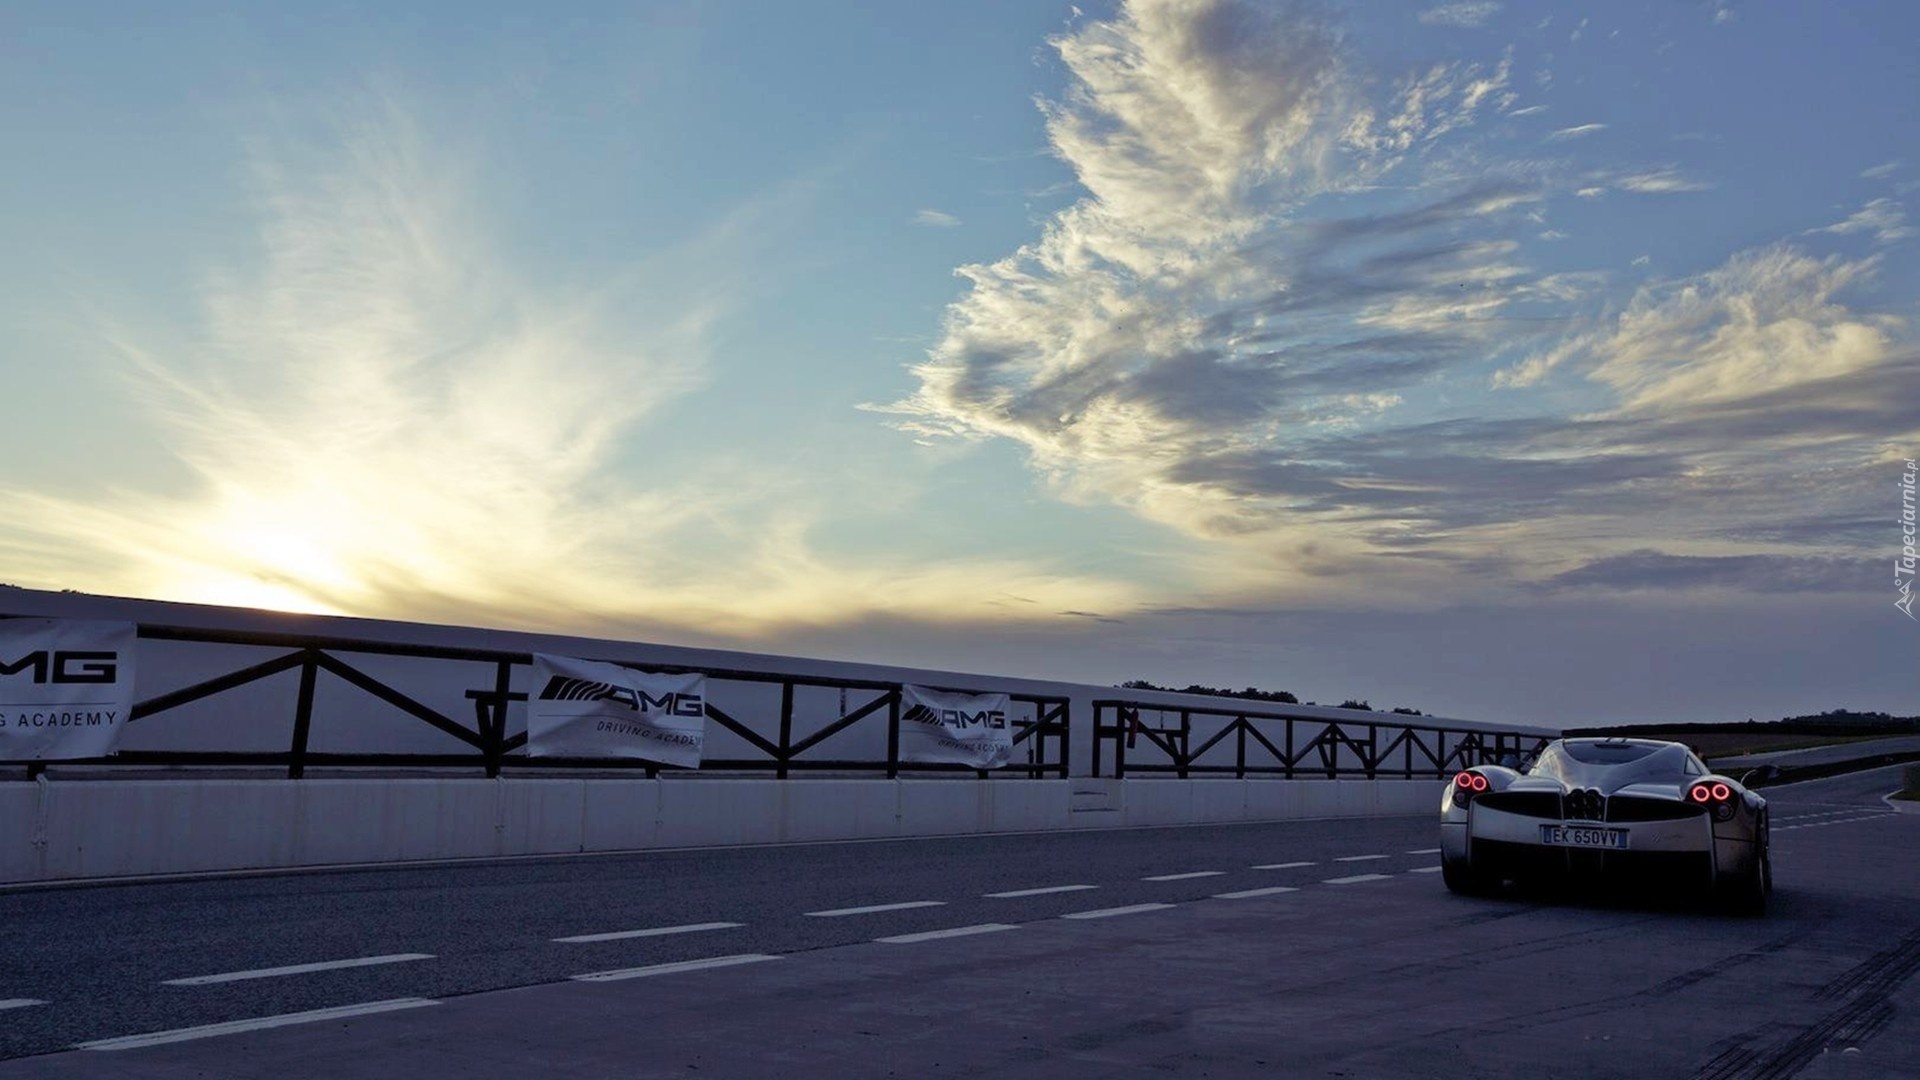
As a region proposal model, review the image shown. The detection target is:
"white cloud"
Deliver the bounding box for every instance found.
[1578,245,1898,410]
[1418,2,1501,28]
[882,0,1919,612]
[2,90,1141,634]
[1506,104,1547,117]
[1860,161,1901,180]
[1631,254,1650,266]
[914,209,962,228]
[1612,167,1712,194]
[1812,198,1914,245]
[1548,123,1606,140]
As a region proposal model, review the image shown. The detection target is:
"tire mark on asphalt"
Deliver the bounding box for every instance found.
[1691,926,1920,1079]
[1812,925,1920,1001]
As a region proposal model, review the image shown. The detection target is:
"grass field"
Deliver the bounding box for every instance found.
[1586,731,1909,760]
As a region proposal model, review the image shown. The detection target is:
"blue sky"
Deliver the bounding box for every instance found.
[2,0,1916,725]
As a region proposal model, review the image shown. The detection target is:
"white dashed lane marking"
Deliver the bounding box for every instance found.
[877,924,1018,945]
[1062,904,1175,920]
[1214,886,1300,900]
[1142,871,1225,882]
[1406,866,1444,874]
[0,999,46,1012]
[1775,814,1894,831]
[553,922,741,943]
[1251,861,1315,870]
[1406,848,1441,855]
[77,999,441,1051]
[984,885,1098,898]
[1334,854,1388,863]
[1324,874,1392,885]
[163,954,435,986]
[572,954,779,983]
[805,901,946,917]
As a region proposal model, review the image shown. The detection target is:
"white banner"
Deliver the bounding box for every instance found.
[900,685,1013,770]
[0,619,138,760]
[527,654,707,768]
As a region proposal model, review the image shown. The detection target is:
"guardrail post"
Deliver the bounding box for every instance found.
[483,659,513,778]
[885,690,900,780]
[1366,724,1378,780]
[777,682,794,780]
[288,649,318,779]
[1091,703,1105,778]
[1057,701,1071,780]
[1177,709,1190,779]
[1284,717,1295,780]
[1235,716,1247,779]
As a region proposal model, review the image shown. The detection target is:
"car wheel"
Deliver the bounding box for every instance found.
[1442,858,1495,896]
[1722,820,1771,917]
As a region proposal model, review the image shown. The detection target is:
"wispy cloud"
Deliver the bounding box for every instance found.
[1,89,1139,634]
[1609,167,1712,194]
[1861,160,1901,181]
[1811,197,1914,245]
[882,0,1916,608]
[1419,2,1501,28]
[1548,123,1606,141]
[913,209,962,228]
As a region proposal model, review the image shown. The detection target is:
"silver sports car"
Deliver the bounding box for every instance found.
[1440,737,1770,914]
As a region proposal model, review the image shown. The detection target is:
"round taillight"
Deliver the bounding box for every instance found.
[1689,784,1712,803]
[1470,774,1488,792]
[1455,771,1474,789]
[1711,782,1731,802]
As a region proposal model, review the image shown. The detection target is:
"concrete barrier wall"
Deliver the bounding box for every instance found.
[0,777,1445,885]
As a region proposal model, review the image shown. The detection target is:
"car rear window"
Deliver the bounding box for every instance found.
[1561,741,1661,764]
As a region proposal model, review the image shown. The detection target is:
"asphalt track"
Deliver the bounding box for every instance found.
[0,768,1913,1078]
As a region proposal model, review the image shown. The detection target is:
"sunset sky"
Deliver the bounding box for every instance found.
[2,0,1915,725]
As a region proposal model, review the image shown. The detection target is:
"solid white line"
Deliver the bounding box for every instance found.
[1324,874,1392,885]
[1062,903,1175,920]
[878,924,1018,944]
[1213,886,1300,900]
[805,901,946,918]
[554,922,741,943]
[1407,866,1444,874]
[984,885,1098,898]
[0,999,46,1012]
[1,816,1450,894]
[1252,861,1314,870]
[1142,871,1225,881]
[1334,854,1388,863]
[1406,848,1442,855]
[163,954,434,986]
[571,954,779,983]
[77,998,440,1051]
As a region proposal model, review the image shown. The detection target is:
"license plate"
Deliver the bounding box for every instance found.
[1539,824,1628,850]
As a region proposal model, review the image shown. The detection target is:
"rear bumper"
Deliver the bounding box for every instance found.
[1448,804,1759,884]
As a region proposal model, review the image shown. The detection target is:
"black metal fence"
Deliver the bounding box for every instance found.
[7,624,1070,780]
[1092,699,1548,780]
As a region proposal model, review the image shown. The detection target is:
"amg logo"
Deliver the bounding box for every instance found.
[904,704,1007,731]
[538,675,705,717]
[0,651,119,685]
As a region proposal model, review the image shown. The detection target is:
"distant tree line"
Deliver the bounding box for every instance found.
[1118,681,1423,716]
[1566,708,1920,740]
